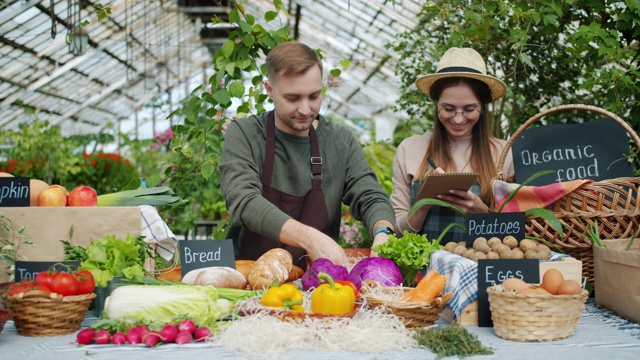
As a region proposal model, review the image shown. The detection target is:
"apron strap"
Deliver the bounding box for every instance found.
[263,112,323,189]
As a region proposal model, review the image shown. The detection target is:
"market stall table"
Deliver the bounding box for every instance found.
[1,300,638,359]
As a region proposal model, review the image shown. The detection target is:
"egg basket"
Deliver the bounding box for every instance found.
[5,290,95,337]
[492,104,640,291]
[360,280,453,328]
[487,285,588,342]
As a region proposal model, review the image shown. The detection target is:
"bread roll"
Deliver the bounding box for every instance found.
[248,248,293,290]
[182,266,247,289]
[235,260,256,282]
[286,265,304,282]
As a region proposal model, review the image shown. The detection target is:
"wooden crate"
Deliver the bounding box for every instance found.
[441,257,583,326]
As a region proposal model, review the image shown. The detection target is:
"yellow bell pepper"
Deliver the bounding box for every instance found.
[260,281,305,312]
[311,272,356,315]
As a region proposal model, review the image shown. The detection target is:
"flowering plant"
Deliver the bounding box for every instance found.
[338,211,373,249]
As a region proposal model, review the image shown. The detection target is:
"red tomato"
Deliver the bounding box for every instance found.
[7,280,51,296]
[75,270,96,294]
[35,270,58,289]
[50,272,80,296]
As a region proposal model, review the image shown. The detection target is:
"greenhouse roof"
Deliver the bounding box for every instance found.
[0,0,422,140]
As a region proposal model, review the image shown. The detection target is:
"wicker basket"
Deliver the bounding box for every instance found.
[6,290,95,337]
[360,281,453,328]
[487,285,588,342]
[0,308,12,337]
[492,104,640,290]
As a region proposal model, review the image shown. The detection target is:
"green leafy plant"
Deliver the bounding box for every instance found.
[372,231,445,287]
[0,213,32,281]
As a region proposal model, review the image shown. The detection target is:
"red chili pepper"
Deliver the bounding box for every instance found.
[335,280,361,300]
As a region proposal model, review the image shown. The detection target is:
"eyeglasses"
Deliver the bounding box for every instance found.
[438,107,482,120]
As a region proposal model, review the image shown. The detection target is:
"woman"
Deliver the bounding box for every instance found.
[391,47,514,243]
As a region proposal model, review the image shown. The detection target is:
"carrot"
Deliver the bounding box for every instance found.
[399,270,446,303]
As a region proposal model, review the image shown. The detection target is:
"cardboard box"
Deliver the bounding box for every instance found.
[441,257,583,326]
[0,207,141,283]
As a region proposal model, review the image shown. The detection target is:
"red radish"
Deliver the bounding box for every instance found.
[160,324,178,343]
[76,328,96,345]
[143,331,162,348]
[174,330,193,345]
[125,327,142,345]
[134,325,149,337]
[111,332,127,345]
[177,319,196,333]
[193,327,212,342]
[94,329,111,345]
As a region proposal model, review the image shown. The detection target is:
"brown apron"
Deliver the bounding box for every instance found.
[236,113,331,269]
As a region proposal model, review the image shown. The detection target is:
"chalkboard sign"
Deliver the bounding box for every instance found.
[0,177,30,207]
[466,212,525,246]
[179,239,236,276]
[512,118,633,185]
[14,261,80,281]
[477,259,540,327]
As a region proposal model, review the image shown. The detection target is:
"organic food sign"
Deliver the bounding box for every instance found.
[512,118,633,186]
[477,259,540,327]
[0,177,30,207]
[179,239,235,276]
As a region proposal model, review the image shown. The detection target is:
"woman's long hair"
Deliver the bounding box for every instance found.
[417,77,501,202]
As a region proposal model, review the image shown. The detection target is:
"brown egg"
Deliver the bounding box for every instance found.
[518,288,538,296]
[502,278,529,292]
[541,268,564,295]
[534,287,551,295]
[557,280,582,295]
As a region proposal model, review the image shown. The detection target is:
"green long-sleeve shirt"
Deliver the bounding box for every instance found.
[219,111,395,242]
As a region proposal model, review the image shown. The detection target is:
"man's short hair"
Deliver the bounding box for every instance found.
[266,42,323,83]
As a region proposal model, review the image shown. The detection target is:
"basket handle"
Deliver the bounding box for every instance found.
[146,239,179,276]
[10,290,63,301]
[496,104,640,179]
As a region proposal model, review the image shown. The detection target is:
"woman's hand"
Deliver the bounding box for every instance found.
[436,189,489,214]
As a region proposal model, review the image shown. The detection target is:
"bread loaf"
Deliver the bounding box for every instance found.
[248,248,293,290]
[235,260,256,282]
[286,265,304,282]
[182,266,247,289]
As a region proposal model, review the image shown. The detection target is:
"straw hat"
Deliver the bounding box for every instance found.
[415,47,507,101]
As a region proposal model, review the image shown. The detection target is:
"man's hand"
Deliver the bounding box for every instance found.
[279,219,348,266]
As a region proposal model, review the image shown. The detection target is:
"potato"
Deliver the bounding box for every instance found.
[512,248,525,259]
[462,248,475,259]
[503,235,518,249]
[444,241,459,252]
[474,251,488,261]
[492,243,510,255]
[499,249,515,259]
[453,246,467,256]
[473,237,491,253]
[524,249,540,259]
[487,237,502,248]
[519,239,538,253]
[537,244,552,260]
[473,237,488,247]
[458,241,467,248]
[486,251,500,260]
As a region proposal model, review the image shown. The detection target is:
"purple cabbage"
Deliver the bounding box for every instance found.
[301,258,348,291]
[346,257,403,290]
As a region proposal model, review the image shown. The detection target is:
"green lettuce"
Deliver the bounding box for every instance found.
[80,234,150,287]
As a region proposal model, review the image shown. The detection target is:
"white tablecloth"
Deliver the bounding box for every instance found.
[1,300,638,360]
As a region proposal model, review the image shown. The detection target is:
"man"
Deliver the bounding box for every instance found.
[219,41,395,268]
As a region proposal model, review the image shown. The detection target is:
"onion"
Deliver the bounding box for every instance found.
[76,328,95,345]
